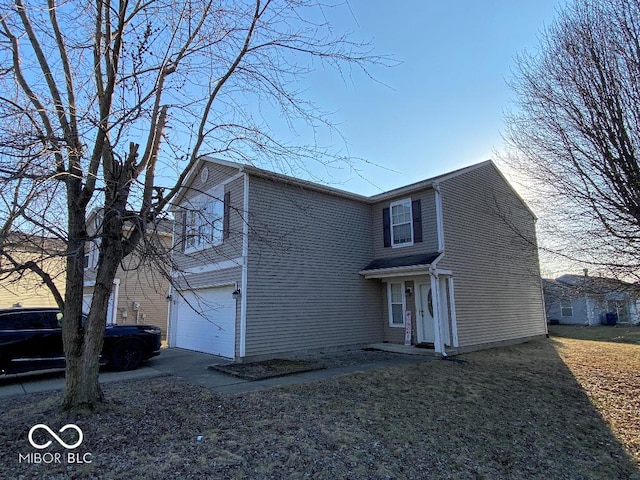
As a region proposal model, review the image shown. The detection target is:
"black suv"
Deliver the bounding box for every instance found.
[0,307,161,374]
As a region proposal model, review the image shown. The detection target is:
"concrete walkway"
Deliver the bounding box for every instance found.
[0,347,431,398]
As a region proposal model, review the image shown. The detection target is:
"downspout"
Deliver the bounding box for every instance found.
[431,182,447,355]
[239,172,250,359]
[166,217,177,346]
[434,182,445,254]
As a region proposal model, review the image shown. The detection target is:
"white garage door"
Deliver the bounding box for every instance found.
[175,286,236,358]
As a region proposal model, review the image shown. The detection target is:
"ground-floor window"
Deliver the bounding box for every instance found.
[388,282,405,327]
[560,298,573,317]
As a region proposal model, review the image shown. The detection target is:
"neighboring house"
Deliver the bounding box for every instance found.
[543,273,640,325]
[0,234,66,308]
[168,157,547,361]
[83,210,173,338]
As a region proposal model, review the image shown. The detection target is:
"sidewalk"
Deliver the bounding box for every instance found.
[0,347,432,398]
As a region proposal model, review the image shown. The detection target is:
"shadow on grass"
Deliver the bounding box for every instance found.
[0,338,638,480]
[399,338,640,479]
[313,338,640,479]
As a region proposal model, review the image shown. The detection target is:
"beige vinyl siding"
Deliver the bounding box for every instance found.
[0,254,65,308]
[371,189,438,259]
[115,250,171,338]
[244,176,382,358]
[436,163,546,348]
[82,226,173,337]
[174,174,245,272]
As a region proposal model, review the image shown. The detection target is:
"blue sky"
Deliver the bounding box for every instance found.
[299,1,567,196]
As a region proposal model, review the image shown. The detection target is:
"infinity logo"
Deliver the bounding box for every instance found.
[28,424,83,450]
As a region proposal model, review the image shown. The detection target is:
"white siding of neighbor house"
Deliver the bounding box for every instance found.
[243,175,382,359]
[545,294,591,326]
[436,163,547,350]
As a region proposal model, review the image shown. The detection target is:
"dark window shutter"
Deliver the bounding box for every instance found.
[223,191,231,240]
[181,211,187,252]
[412,199,423,243]
[383,207,391,248]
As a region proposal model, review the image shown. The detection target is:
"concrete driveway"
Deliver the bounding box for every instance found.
[0,348,238,398]
[0,347,429,399]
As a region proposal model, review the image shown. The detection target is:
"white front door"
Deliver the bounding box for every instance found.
[417,282,435,343]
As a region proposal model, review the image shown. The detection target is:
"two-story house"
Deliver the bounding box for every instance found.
[168,157,547,361]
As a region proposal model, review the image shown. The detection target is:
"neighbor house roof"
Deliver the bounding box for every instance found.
[543,274,640,296]
[86,208,173,236]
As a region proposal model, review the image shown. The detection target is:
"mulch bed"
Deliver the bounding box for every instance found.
[208,358,326,380]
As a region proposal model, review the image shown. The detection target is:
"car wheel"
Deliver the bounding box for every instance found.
[109,340,144,371]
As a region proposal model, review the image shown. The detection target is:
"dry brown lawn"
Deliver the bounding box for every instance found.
[2,336,640,479]
[549,324,640,344]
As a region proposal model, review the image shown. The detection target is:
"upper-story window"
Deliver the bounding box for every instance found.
[84,243,99,270]
[383,198,423,248]
[183,186,230,252]
[391,199,413,246]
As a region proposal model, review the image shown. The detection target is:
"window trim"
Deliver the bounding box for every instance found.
[390,198,414,248]
[560,298,573,317]
[388,281,406,327]
[84,243,99,270]
[183,186,225,253]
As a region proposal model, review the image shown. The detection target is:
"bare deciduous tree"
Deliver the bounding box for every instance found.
[0,0,387,410]
[503,0,640,279]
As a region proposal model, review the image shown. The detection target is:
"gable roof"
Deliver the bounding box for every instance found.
[367,160,494,202]
[174,157,521,210]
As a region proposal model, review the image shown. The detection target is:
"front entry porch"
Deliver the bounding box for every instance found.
[359,254,458,355]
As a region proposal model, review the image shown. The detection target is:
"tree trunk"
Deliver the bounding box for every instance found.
[62,196,100,410]
[63,197,128,410]
[63,343,104,410]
